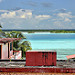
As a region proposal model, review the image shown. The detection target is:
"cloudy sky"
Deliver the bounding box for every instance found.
[0,0,75,29]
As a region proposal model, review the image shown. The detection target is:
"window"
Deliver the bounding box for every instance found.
[10,43,13,51]
[8,43,9,58]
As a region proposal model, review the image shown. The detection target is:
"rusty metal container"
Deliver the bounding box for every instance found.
[26,50,56,66]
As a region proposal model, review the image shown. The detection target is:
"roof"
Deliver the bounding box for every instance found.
[27,50,56,52]
[66,54,75,59]
[0,38,21,43]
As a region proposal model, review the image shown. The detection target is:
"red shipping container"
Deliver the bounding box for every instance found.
[26,51,56,66]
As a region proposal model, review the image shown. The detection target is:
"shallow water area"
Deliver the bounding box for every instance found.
[22,33,75,60]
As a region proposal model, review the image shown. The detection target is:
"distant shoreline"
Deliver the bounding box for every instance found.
[1,29,75,33]
[2,29,75,31]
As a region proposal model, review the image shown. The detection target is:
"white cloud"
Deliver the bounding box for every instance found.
[57,12,72,18]
[0,10,9,12]
[52,8,66,13]
[55,12,75,22]
[1,11,16,18]
[52,11,75,28]
[20,15,26,18]
[0,9,32,19]
[0,9,41,29]
[35,15,51,20]
[0,9,75,29]
[64,18,71,22]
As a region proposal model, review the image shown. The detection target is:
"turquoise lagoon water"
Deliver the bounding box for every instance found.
[22,33,75,60]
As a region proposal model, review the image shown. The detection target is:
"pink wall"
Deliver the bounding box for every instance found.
[1,42,13,59]
[2,43,8,59]
[0,42,21,59]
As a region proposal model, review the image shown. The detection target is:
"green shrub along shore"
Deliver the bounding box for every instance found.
[26,30,75,33]
[49,30,75,33]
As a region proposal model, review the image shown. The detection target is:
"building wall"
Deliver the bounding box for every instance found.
[0,42,14,59]
[1,43,8,59]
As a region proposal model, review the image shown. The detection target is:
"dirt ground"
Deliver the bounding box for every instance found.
[0,73,75,75]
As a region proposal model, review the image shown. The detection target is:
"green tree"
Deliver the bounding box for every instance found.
[0,24,2,38]
[4,31,32,57]
[0,24,2,28]
[19,41,32,57]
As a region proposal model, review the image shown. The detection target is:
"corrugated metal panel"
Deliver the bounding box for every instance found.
[26,51,56,66]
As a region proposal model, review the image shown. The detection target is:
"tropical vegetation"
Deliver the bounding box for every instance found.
[4,31,32,57]
[2,29,75,33]
[0,24,3,38]
[0,24,32,57]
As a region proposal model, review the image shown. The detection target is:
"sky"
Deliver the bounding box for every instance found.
[0,0,75,29]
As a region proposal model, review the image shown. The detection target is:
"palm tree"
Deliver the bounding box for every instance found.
[0,24,2,28]
[19,41,32,57]
[4,31,32,57]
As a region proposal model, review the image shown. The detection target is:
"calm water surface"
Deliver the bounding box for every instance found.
[22,33,75,60]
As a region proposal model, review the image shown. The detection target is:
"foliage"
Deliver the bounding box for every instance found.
[0,24,3,38]
[9,30,75,33]
[19,41,32,57]
[50,30,75,33]
[4,31,32,57]
[0,24,2,28]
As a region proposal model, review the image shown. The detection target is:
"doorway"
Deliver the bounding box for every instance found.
[8,43,9,58]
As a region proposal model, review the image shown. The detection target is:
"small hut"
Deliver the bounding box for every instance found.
[0,38,22,59]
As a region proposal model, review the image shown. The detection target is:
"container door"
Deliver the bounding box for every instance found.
[47,52,52,66]
[52,52,56,66]
[35,52,43,66]
[42,52,45,65]
[26,52,43,66]
[26,52,36,66]
[42,52,52,66]
[44,52,48,66]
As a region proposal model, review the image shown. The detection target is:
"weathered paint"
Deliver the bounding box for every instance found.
[26,51,56,66]
[0,68,75,73]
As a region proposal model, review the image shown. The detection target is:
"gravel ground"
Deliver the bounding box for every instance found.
[0,60,75,68]
[57,60,75,68]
